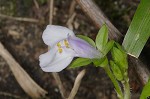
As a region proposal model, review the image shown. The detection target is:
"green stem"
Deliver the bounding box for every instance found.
[123,78,130,99]
[103,65,123,99]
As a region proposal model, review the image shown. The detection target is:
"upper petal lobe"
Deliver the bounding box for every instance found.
[42,25,75,47]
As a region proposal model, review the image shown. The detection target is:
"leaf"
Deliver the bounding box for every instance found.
[69,58,92,68]
[100,57,108,67]
[96,24,108,51]
[76,35,96,47]
[92,57,108,67]
[111,47,128,70]
[103,40,114,55]
[92,57,106,67]
[122,0,150,58]
[115,42,125,53]
[140,79,150,99]
[110,60,123,81]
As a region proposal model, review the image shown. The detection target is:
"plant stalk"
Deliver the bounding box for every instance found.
[103,65,123,99]
[123,78,130,99]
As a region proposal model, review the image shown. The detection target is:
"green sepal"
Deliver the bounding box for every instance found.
[92,57,108,67]
[110,60,123,81]
[76,35,96,47]
[96,24,108,51]
[115,42,126,54]
[102,40,114,56]
[111,47,128,70]
[69,58,92,68]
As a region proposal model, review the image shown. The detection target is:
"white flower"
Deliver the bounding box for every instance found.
[39,25,101,72]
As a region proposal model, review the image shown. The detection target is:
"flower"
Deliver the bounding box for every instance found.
[39,25,101,72]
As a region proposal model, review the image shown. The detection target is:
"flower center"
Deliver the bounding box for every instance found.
[64,39,70,48]
[57,42,63,53]
[57,39,70,53]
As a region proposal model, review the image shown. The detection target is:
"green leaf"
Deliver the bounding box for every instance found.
[111,47,128,70]
[110,60,123,81]
[140,79,150,99]
[115,42,125,53]
[100,58,108,67]
[92,57,108,67]
[114,42,127,59]
[103,40,114,55]
[92,57,106,67]
[76,35,96,47]
[96,24,108,51]
[69,58,92,68]
[122,0,150,58]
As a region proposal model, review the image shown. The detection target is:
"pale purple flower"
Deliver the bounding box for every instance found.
[39,25,101,72]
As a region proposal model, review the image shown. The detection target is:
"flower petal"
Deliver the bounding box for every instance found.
[68,36,102,59]
[41,47,76,72]
[41,57,73,72]
[42,25,75,47]
[39,46,57,67]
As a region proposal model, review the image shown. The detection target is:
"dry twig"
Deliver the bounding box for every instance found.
[75,0,122,41]
[0,42,47,98]
[33,0,40,9]
[49,0,54,24]
[75,0,150,85]
[68,69,86,99]
[67,12,76,30]
[33,0,44,20]
[52,73,68,98]
[69,0,77,17]
[129,56,150,85]
[0,13,40,23]
[0,92,21,99]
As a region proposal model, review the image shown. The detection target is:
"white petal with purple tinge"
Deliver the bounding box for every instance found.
[41,57,73,72]
[68,36,102,59]
[39,46,57,67]
[41,48,75,72]
[42,25,75,47]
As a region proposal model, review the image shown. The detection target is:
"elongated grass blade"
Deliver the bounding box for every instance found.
[122,0,150,58]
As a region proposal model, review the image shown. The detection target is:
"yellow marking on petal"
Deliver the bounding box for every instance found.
[57,42,63,53]
[57,42,61,47]
[64,39,69,48]
[58,48,63,53]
